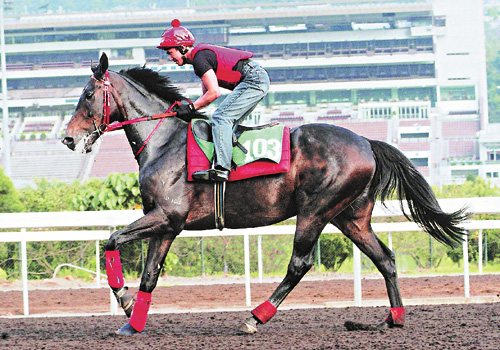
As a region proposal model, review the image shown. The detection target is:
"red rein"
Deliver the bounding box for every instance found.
[94,70,183,158]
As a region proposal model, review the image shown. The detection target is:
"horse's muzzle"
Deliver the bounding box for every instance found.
[62,137,76,151]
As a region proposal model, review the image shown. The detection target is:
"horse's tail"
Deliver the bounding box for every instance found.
[368,139,468,247]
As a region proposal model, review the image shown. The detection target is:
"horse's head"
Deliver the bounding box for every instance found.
[62,52,117,153]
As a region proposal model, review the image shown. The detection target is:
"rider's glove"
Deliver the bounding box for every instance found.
[174,102,196,121]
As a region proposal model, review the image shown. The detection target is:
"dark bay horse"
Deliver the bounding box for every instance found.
[62,53,467,336]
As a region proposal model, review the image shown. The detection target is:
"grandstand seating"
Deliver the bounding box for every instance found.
[40,61,75,69]
[399,120,431,127]
[397,142,431,152]
[334,121,388,141]
[88,132,139,179]
[441,120,480,138]
[19,116,60,139]
[9,140,88,187]
[447,140,476,157]
[2,101,479,186]
[317,109,351,121]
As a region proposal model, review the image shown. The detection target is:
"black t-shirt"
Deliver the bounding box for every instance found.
[192,50,218,78]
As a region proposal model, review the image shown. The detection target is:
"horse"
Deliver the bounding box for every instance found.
[62,53,467,336]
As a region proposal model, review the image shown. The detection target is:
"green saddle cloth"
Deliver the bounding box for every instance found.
[191,119,285,166]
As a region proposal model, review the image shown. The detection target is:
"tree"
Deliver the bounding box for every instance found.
[0,167,25,213]
[71,173,141,211]
[70,173,145,278]
[433,176,500,198]
[18,178,82,212]
[319,234,352,271]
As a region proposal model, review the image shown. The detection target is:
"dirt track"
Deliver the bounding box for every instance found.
[1,303,499,349]
[0,275,499,349]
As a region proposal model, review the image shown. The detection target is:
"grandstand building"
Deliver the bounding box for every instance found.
[0,0,493,188]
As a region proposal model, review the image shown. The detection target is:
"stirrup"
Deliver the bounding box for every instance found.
[192,168,229,182]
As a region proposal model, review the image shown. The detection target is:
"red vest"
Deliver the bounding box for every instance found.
[192,44,253,90]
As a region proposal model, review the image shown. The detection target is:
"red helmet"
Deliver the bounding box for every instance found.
[157,19,195,49]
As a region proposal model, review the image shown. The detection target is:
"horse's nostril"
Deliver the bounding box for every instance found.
[62,137,75,150]
[62,137,73,145]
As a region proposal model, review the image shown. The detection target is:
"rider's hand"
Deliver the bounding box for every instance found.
[174,102,196,121]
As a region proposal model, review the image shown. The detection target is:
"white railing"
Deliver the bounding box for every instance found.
[0,197,498,316]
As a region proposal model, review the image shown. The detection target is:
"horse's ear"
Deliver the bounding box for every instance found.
[99,52,109,72]
[92,53,109,80]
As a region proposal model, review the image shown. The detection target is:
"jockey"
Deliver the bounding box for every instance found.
[157,19,270,182]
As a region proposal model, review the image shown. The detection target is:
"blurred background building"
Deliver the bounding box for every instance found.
[0,0,493,188]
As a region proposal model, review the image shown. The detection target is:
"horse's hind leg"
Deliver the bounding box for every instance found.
[332,197,405,328]
[117,235,175,335]
[241,220,324,333]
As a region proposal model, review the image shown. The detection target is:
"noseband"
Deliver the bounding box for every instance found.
[90,69,184,158]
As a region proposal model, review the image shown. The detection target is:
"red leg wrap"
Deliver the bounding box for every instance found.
[385,307,406,327]
[129,291,152,332]
[105,250,124,288]
[251,300,277,324]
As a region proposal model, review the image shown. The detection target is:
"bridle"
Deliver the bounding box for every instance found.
[90,70,186,158]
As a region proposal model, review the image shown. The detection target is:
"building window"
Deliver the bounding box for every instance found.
[399,106,429,119]
[440,86,475,101]
[451,169,479,177]
[486,172,499,178]
[488,151,500,161]
[410,158,428,167]
[401,132,429,139]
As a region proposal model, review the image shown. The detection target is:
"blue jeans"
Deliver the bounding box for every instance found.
[211,61,270,170]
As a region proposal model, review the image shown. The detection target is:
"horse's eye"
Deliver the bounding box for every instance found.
[85,91,95,100]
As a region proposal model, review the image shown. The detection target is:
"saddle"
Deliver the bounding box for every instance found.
[187,119,291,182]
[186,119,291,230]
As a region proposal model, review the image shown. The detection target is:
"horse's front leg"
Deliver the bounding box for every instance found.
[116,235,175,336]
[103,208,179,333]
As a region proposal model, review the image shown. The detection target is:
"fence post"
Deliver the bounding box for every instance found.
[110,289,118,315]
[244,233,251,306]
[478,229,483,275]
[20,228,29,316]
[200,238,205,276]
[257,235,263,283]
[315,240,321,273]
[353,243,362,306]
[463,233,470,298]
[484,232,488,267]
[96,240,101,288]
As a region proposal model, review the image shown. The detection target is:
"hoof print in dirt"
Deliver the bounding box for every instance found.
[344,321,384,332]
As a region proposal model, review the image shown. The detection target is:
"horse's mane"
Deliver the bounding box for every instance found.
[120,66,186,104]
[119,66,206,121]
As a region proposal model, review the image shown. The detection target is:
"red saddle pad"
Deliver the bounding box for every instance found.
[187,123,291,182]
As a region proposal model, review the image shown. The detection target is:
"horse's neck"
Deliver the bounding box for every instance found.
[118,82,186,163]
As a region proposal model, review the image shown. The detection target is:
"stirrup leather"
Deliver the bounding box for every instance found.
[215,181,226,230]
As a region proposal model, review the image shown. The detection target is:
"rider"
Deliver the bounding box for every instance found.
[157,19,270,182]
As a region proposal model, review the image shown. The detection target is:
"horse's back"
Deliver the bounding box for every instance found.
[290,123,374,161]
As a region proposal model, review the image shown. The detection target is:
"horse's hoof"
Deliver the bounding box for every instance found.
[240,322,258,334]
[115,323,139,336]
